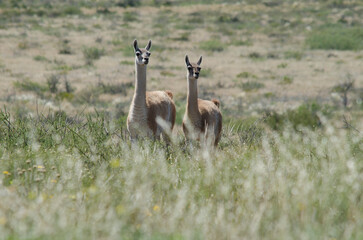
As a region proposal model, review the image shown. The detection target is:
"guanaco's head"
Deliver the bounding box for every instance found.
[133,39,152,66]
[185,55,202,80]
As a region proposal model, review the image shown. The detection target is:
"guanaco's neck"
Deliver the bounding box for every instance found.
[187,77,200,119]
[133,62,147,108]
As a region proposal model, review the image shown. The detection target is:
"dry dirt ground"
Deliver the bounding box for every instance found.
[0,2,362,119]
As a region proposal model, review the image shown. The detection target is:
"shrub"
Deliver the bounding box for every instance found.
[265,102,330,131]
[237,72,257,79]
[200,68,212,78]
[284,51,303,60]
[200,40,224,52]
[216,13,239,23]
[123,11,138,22]
[248,52,263,59]
[306,24,363,50]
[279,76,293,85]
[82,47,105,65]
[47,74,61,93]
[33,55,50,62]
[239,81,264,91]
[13,79,48,97]
[116,0,141,7]
[98,81,133,95]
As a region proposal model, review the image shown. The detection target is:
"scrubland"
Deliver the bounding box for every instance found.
[0,0,362,239]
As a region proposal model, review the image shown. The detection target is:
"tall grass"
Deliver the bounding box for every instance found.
[0,109,362,239]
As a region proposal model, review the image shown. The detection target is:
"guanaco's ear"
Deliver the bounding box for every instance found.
[133,39,139,52]
[197,56,202,66]
[145,40,152,51]
[185,55,191,66]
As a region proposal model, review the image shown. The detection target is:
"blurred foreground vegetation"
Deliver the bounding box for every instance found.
[0,102,362,239]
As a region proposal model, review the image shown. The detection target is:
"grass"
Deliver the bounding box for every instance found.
[1,1,363,239]
[13,79,48,97]
[238,80,265,91]
[200,40,224,52]
[306,24,363,50]
[284,51,303,60]
[200,68,212,78]
[34,55,50,62]
[0,108,362,239]
[123,11,138,22]
[82,47,105,65]
[237,72,257,79]
[279,76,293,85]
[265,102,330,131]
[98,81,133,95]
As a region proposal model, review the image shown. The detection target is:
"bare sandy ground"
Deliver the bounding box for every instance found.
[0,3,362,116]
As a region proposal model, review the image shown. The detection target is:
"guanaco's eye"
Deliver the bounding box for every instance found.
[197,67,201,71]
[136,52,141,56]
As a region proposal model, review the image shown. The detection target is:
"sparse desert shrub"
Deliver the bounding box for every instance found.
[82,47,105,65]
[306,24,363,50]
[199,68,212,78]
[59,39,72,55]
[284,51,303,60]
[116,0,141,7]
[114,42,134,57]
[216,13,239,23]
[98,81,133,95]
[248,52,263,60]
[200,40,224,52]
[46,74,61,93]
[277,63,288,68]
[64,78,74,93]
[172,32,190,41]
[331,76,354,108]
[160,70,175,77]
[123,11,138,22]
[120,60,133,65]
[17,41,28,50]
[238,81,264,91]
[33,55,50,62]
[229,38,252,46]
[96,8,112,14]
[61,6,82,16]
[237,72,257,79]
[279,75,293,85]
[265,102,331,131]
[57,92,74,101]
[13,79,47,96]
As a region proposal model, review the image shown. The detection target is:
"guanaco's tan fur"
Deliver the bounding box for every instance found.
[127,40,176,140]
[183,55,222,146]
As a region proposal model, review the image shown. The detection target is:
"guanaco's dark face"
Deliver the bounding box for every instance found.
[133,39,151,65]
[185,55,202,80]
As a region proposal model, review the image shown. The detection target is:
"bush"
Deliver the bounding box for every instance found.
[98,81,133,95]
[239,81,264,91]
[279,76,293,85]
[265,102,330,131]
[13,79,47,96]
[284,51,303,60]
[123,11,138,22]
[82,47,105,65]
[116,0,141,7]
[237,72,257,79]
[47,74,60,93]
[200,40,224,52]
[306,24,363,50]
